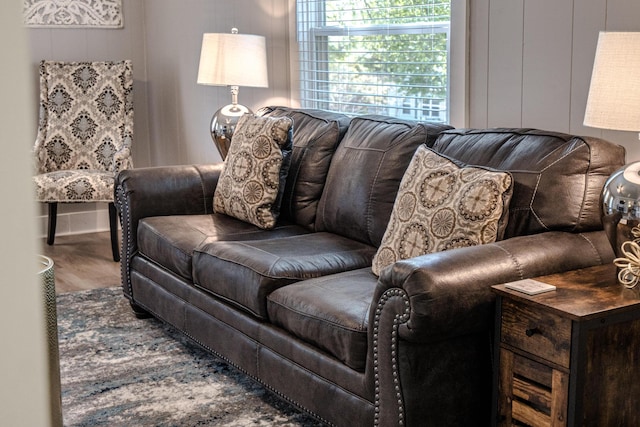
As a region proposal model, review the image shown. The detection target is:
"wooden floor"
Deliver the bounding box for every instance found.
[39,231,121,293]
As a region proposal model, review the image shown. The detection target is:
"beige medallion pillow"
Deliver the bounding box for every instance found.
[213,113,293,229]
[372,145,513,276]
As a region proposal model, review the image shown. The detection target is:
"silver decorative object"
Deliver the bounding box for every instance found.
[604,165,640,288]
[602,162,640,260]
[209,87,251,160]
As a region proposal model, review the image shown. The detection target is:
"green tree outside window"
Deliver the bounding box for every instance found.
[298,0,451,122]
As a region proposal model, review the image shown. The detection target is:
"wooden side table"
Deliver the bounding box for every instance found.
[492,264,640,426]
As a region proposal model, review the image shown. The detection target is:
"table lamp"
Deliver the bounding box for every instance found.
[197,28,268,159]
[584,31,640,287]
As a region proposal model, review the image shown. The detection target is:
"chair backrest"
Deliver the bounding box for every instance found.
[34,60,133,174]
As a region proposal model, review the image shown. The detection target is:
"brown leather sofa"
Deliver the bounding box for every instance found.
[115,106,625,426]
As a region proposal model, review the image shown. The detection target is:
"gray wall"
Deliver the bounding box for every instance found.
[26,0,640,237]
[28,0,151,236]
[27,0,293,167]
[27,0,292,236]
[468,0,640,160]
[29,0,640,165]
[28,0,150,166]
[1,2,50,425]
[142,0,292,166]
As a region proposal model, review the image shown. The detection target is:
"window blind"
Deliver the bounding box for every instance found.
[296,0,451,122]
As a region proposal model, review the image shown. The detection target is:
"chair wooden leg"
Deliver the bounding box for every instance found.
[47,202,58,246]
[109,202,120,262]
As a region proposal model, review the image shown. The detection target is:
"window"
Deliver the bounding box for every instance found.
[296,0,452,123]
[422,98,444,121]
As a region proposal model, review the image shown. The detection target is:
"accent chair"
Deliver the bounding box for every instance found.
[33,60,133,262]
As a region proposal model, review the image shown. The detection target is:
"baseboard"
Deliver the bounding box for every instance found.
[36,203,118,239]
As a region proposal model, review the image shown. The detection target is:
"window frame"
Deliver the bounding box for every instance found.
[287,0,468,127]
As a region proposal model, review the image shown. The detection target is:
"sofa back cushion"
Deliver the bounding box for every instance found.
[315,115,452,247]
[432,128,626,237]
[259,106,351,230]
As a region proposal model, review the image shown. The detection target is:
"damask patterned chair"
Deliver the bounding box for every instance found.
[33,60,133,262]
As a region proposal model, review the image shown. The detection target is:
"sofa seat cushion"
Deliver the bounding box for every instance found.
[137,214,309,281]
[267,268,377,372]
[192,233,377,319]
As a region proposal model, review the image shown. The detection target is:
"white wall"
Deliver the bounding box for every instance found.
[0,1,50,425]
[468,0,640,161]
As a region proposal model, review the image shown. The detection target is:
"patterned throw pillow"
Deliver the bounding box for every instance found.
[213,114,293,229]
[371,145,513,276]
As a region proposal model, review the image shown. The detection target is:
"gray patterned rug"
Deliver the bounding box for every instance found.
[56,287,324,426]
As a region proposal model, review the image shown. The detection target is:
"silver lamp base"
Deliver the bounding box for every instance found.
[602,161,640,258]
[210,85,252,160]
[210,103,251,160]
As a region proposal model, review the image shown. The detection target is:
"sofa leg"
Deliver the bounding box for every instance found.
[130,302,152,319]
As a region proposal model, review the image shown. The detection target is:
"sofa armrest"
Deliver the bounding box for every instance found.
[374,230,614,343]
[114,164,222,297]
[370,230,614,425]
[115,164,222,224]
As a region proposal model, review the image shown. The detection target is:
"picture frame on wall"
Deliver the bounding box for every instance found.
[23,0,123,28]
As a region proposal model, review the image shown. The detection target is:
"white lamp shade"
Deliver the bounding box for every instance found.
[197,32,269,88]
[584,32,640,132]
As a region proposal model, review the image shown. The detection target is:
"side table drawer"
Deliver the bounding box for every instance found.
[501,299,572,368]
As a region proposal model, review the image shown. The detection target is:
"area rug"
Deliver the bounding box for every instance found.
[56,287,325,426]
